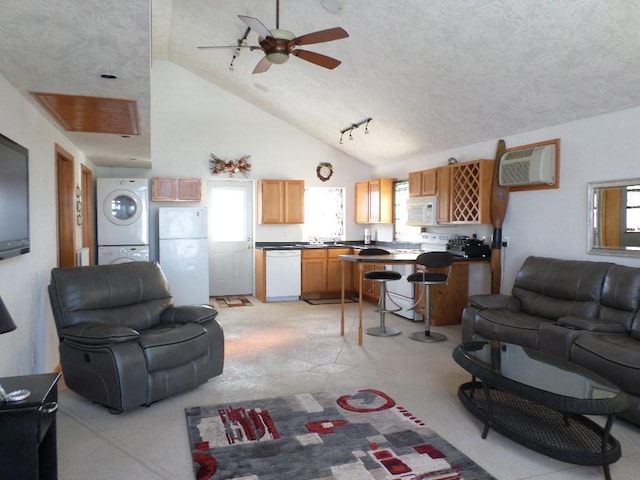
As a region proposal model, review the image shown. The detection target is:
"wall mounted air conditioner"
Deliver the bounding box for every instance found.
[498,144,556,187]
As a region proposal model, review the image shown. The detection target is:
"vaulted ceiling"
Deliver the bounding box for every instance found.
[2,1,640,168]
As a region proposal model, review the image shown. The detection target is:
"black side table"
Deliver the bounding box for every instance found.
[0,372,61,480]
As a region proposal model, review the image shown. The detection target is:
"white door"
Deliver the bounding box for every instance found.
[207,179,254,296]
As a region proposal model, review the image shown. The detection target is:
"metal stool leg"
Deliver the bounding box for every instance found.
[366,281,401,337]
[409,284,446,343]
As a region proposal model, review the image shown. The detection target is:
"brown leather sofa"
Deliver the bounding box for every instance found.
[48,261,224,412]
[462,256,640,426]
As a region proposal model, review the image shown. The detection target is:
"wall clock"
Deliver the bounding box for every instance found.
[316,162,333,182]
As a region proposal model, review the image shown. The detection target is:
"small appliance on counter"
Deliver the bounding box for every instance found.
[447,236,491,259]
[364,228,371,245]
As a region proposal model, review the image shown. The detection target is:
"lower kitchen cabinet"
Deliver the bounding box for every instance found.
[301,248,354,298]
[301,249,327,295]
[414,262,469,325]
[360,262,386,303]
[327,249,353,293]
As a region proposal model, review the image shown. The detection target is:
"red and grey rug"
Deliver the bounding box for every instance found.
[185,388,495,479]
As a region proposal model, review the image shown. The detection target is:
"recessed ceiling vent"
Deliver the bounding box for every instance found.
[499,144,556,187]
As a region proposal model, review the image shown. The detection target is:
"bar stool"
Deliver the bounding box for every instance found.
[359,248,402,337]
[407,252,453,343]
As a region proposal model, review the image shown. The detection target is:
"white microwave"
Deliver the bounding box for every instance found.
[407,196,437,226]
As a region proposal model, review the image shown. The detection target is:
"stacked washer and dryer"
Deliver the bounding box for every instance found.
[97,178,150,265]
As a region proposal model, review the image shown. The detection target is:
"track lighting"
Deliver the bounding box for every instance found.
[338,117,372,144]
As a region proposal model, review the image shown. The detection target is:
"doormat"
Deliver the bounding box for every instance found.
[185,388,495,480]
[212,296,252,308]
[304,297,357,305]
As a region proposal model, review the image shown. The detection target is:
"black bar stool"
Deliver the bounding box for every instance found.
[407,252,453,343]
[359,248,402,337]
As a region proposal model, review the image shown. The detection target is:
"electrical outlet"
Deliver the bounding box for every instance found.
[502,236,510,248]
[31,349,36,368]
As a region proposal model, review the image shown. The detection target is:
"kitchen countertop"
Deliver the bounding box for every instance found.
[255,242,490,261]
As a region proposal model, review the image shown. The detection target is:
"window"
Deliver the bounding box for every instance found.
[626,185,640,232]
[394,181,421,241]
[303,187,345,241]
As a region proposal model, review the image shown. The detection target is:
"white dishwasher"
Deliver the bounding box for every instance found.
[266,250,301,302]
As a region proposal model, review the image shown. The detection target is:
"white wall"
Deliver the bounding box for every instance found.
[373,106,640,293]
[98,60,374,260]
[0,73,88,377]
[3,56,640,376]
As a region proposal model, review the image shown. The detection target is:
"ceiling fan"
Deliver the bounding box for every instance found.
[197,0,349,74]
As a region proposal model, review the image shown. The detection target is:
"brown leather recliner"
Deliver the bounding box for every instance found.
[48,261,224,412]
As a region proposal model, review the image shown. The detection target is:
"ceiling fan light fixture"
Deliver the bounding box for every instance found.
[264,29,295,64]
[266,52,290,64]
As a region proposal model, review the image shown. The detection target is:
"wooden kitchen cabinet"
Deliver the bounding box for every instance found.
[414,262,469,325]
[258,179,304,224]
[436,159,493,224]
[151,177,201,202]
[436,166,451,223]
[355,178,395,224]
[327,248,353,293]
[301,249,328,295]
[301,248,355,297]
[360,262,386,302]
[408,168,437,197]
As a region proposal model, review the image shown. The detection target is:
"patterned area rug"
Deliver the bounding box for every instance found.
[185,388,495,480]
[211,296,253,308]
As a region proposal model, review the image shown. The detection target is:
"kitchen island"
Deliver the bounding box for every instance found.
[339,253,489,346]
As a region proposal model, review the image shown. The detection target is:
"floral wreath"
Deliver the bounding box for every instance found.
[316,162,334,182]
[210,154,251,178]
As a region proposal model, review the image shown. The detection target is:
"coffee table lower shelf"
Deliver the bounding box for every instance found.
[458,381,621,472]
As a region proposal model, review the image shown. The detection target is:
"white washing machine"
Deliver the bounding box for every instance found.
[98,245,150,265]
[97,178,149,246]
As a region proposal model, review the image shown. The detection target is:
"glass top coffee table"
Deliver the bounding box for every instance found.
[452,341,629,480]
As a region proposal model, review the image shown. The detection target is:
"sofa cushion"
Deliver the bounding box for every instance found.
[138,323,210,372]
[474,309,553,349]
[571,333,640,396]
[512,257,610,319]
[599,265,640,331]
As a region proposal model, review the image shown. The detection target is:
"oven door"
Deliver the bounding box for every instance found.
[385,264,419,321]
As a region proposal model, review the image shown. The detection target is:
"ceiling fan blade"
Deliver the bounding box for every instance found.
[238,15,272,40]
[252,56,272,74]
[291,49,341,69]
[291,27,349,46]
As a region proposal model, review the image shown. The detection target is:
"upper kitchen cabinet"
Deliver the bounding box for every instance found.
[355,178,395,224]
[258,179,305,224]
[436,166,451,223]
[438,159,494,224]
[408,168,437,197]
[151,177,201,202]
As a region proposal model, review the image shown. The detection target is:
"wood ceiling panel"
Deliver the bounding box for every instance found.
[31,92,139,135]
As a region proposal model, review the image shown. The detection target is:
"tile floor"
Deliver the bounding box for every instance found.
[57,298,640,479]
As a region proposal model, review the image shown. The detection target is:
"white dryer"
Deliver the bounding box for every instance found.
[98,245,150,265]
[97,178,149,246]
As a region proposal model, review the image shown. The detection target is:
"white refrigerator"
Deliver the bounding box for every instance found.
[159,207,209,306]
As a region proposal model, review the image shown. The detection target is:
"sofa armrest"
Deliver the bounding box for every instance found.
[468,294,521,311]
[160,305,219,325]
[558,316,628,333]
[60,323,140,345]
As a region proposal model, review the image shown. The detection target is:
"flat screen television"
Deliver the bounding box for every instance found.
[0,132,30,260]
